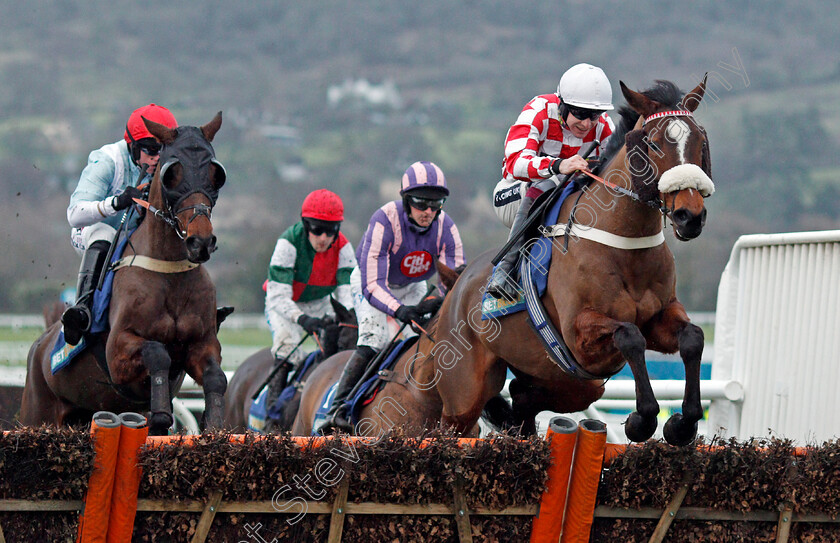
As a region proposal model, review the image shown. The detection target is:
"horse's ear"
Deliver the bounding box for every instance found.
[436,261,459,292]
[201,111,223,142]
[620,81,659,118]
[142,117,177,145]
[680,73,707,113]
[330,296,356,325]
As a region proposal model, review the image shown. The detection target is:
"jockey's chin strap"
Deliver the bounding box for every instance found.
[131,197,212,240]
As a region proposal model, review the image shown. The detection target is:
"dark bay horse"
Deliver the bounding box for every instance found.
[223,297,358,433]
[297,78,713,446]
[20,113,228,436]
[291,264,464,437]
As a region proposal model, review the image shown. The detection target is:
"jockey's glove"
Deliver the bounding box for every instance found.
[113,186,143,211]
[395,305,425,326]
[415,296,444,317]
[297,314,325,334]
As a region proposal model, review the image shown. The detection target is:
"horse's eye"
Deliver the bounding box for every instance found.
[162,162,183,189]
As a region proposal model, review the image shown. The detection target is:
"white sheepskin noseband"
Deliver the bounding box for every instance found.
[658,163,715,197]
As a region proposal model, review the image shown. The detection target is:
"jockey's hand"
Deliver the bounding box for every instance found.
[415,296,444,317]
[297,314,326,334]
[395,305,426,326]
[113,186,143,210]
[549,155,589,176]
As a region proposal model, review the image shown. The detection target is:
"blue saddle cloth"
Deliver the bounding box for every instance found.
[481,181,578,320]
[311,337,419,435]
[49,232,133,374]
[248,350,321,432]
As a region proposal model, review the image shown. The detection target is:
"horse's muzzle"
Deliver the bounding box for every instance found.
[186,234,217,263]
[671,208,706,241]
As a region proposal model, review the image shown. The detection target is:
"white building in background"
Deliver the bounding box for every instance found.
[327,78,403,110]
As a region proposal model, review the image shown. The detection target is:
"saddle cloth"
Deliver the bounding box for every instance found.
[248,350,321,432]
[481,181,579,320]
[50,232,133,374]
[311,336,419,435]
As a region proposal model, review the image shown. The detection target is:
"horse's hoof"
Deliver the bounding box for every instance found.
[149,412,173,436]
[624,411,657,442]
[663,413,698,446]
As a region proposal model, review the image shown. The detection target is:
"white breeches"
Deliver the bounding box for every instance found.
[70,222,116,256]
[267,296,335,364]
[350,267,428,350]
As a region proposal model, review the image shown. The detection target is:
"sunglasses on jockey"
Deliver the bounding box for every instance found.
[406,194,446,212]
[564,104,605,122]
[303,217,341,237]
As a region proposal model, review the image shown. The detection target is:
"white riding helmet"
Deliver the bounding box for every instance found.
[556,63,614,110]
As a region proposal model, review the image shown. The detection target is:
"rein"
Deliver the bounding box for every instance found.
[579,170,667,213]
[132,197,212,240]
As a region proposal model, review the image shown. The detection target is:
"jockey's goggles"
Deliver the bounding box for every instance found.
[565,105,604,121]
[137,139,161,156]
[303,218,340,237]
[406,195,446,212]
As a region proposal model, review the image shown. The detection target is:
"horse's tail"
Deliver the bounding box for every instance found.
[43,301,66,329]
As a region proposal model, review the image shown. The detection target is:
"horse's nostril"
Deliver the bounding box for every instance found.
[186,237,200,253]
[673,209,690,224]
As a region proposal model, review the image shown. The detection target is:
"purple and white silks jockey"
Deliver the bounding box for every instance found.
[356,200,465,318]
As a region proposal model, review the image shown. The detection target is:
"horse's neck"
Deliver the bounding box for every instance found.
[130,187,188,260]
[580,150,663,237]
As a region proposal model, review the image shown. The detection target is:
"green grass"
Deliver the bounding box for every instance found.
[0,326,271,346]
[0,327,42,343]
[217,328,272,346]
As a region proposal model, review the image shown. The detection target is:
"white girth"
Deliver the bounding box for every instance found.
[542,223,665,250]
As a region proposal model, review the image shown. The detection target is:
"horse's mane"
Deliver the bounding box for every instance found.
[599,80,683,167]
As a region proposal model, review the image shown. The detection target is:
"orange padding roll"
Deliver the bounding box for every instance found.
[601,443,811,468]
[530,416,579,543]
[145,434,483,448]
[77,411,122,543]
[107,413,149,543]
[560,419,607,543]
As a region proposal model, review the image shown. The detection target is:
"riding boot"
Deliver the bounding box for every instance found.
[267,358,294,403]
[320,346,376,434]
[264,358,295,432]
[487,195,535,301]
[61,240,111,345]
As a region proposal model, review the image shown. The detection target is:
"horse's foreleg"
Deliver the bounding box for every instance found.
[141,341,174,435]
[201,359,227,431]
[646,303,704,446]
[506,379,542,437]
[614,323,659,442]
[662,323,704,446]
